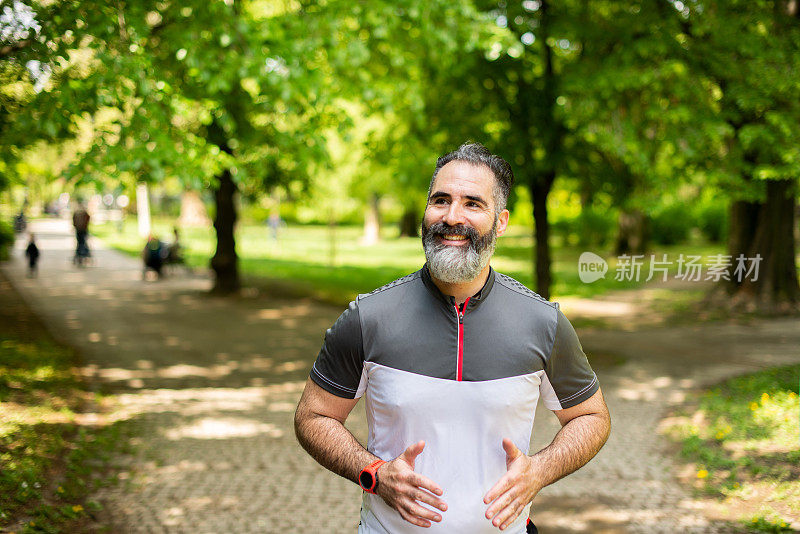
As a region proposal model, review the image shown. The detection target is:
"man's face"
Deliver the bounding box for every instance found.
[421,161,509,284]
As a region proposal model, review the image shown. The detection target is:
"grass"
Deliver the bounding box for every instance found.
[0,274,128,533]
[92,218,726,305]
[661,364,800,532]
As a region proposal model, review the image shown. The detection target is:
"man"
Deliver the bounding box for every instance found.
[72,201,91,264]
[25,232,40,278]
[295,142,611,533]
[142,234,167,279]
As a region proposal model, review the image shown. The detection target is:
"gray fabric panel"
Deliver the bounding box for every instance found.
[544,310,599,408]
[310,300,364,399]
[359,270,562,382]
[358,272,458,380]
[311,268,598,394]
[494,272,554,308]
[461,281,557,381]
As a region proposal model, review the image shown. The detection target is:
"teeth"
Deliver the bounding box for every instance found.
[443,234,467,240]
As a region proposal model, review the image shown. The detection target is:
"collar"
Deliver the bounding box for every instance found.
[420,264,495,312]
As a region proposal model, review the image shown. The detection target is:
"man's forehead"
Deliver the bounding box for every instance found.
[430,161,495,195]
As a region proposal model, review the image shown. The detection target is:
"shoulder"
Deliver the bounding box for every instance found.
[354,270,427,328]
[356,270,422,303]
[493,271,559,313]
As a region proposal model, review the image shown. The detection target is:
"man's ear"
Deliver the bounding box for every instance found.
[496,209,510,237]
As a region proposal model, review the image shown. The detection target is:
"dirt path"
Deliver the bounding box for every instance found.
[4,219,799,533]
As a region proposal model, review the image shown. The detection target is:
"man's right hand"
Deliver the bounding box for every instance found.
[375,441,448,528]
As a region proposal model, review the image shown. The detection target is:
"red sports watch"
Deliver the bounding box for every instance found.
[358,460,386,494]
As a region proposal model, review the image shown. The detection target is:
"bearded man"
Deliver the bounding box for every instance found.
[294,142,611,533]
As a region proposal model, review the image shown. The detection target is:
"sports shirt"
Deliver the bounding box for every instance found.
[311,265,599,533]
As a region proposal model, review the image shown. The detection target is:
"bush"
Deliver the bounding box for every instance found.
[239,202,272,224]
[576,207,617,248]
[695,200,728,243]
[649,204,694,245]
[550,207,616,248]
[0,220,14,261]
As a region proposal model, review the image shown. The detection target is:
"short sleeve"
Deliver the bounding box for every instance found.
[540,310,599,410]
[310,300,366,399]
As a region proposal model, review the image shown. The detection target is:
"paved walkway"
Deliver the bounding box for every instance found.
[4,219,800,533]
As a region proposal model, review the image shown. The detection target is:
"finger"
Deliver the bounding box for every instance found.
[496,500,524,530]
[408,472,444,498]
[502,438,522,460]
[398,506,432,528]
[410,487,448,512]
[485,487,516,520]
[401,440,425,467]
[404,499,443,524]
[483,474,513,505]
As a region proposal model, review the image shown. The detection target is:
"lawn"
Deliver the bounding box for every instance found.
[92,218,725,305]
[0,274,126,533]
[662,365,800,532]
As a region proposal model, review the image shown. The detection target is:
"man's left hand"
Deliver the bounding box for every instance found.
[483,438,541,531]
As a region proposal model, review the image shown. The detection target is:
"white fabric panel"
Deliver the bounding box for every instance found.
[355,365,368,398]
[358,362,542,534]
[538,370,563,411]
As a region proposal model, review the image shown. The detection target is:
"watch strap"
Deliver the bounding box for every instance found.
[358,459,386,494]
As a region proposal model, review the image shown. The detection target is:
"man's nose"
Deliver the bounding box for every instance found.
[442,202,465,226]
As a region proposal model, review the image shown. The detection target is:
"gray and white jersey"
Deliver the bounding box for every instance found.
[311,266,599,534]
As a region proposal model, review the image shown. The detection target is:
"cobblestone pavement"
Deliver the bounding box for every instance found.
[4,219,800,534]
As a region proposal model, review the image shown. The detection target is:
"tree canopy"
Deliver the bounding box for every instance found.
[2,0,798,307]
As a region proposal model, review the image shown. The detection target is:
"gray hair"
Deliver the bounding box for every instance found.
[427,142,515,213]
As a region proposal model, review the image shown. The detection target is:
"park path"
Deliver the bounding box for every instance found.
[3,218,800,534]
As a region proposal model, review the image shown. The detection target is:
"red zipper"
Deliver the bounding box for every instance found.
[454,297,470,381]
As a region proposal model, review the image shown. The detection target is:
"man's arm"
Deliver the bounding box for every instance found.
[483,388,611,530]
[294,378,448,528]
[294,377,367,482]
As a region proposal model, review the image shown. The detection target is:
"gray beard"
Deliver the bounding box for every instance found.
[422,219,497,284]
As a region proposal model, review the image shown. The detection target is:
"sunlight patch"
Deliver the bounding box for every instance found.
[164,417,284,440]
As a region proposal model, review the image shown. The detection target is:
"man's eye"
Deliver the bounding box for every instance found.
[433,198,447,205]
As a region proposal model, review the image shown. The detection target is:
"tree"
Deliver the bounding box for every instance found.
[317,0,494,240]
[674,0,800,310]
[2,0,337,293]
[562,1,722,256]
[320,0,709,298]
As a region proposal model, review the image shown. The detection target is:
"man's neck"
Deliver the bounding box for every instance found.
[429,264,491,306]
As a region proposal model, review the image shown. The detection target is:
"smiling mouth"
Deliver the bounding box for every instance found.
[440,234,469,243]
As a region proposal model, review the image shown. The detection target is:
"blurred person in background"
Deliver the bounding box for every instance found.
[72,201,91,265]
[142,235,167,279]
[25,233,39,278]
[167,226,183,265]
[13,210,27,234]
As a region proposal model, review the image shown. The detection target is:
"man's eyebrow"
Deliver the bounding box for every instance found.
[428,191,488,205]
[464,195,487,205]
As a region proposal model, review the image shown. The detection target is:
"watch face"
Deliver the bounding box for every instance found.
[359,470,375,490]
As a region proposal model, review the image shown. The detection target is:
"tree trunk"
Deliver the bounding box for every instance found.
[531,179,553,300]
[528,0,558,301]
[210,169,240,294]
[731,179,799,310]
[398,205,419,238]
[362,193,381,245]
[615,209,648,256]
[726,198,760,289]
